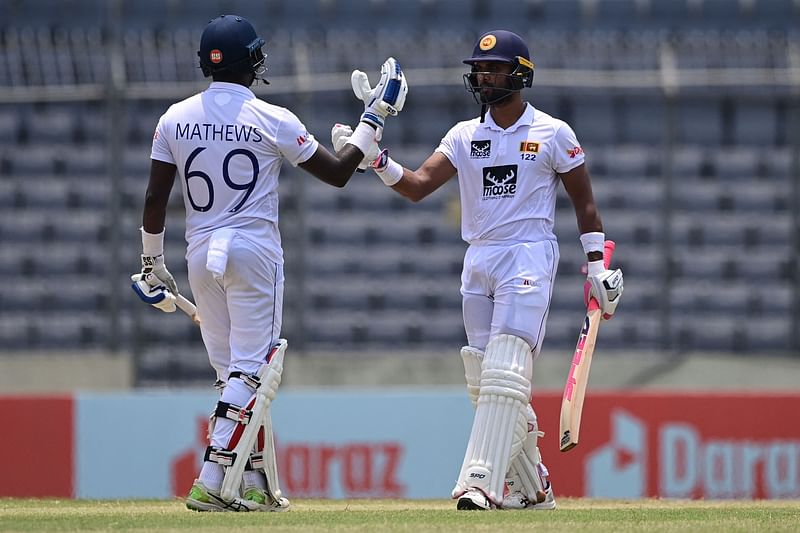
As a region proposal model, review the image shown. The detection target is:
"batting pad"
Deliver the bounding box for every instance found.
[507,406,547,503]
[220,340,287,502]
[454,334,532,505]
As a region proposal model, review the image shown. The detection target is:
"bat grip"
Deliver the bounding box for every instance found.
[587,240,616,312]
[175,294,200,325]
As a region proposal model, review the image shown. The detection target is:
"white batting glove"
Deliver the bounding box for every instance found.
[351,57,408,139]
[140,254,178,294]
[131,272,177,313]
[584,261,624,320]
[331,123,379,171]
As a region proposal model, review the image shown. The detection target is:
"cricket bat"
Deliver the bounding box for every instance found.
[559,240,616,452]
[176,294,201,326]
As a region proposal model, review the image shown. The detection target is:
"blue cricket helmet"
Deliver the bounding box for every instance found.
[463,30,534,89]
[198,15,267,81]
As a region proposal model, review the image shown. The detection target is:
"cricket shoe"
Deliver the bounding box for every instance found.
[456,489,495,510]
[185,480,260,512]
[242,486,291,512]
[502,482,556,510]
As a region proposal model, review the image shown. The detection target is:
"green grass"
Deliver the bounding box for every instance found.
[1,498,799,532]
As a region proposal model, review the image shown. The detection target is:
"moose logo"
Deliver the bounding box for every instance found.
[470,140,491,158]
[482,164,518,199]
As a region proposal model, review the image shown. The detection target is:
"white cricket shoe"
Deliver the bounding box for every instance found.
[457,489,494,510]
[502,482,556,510]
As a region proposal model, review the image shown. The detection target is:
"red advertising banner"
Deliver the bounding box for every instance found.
[2,391,799,500]
[0,396,74,497]
[534,392,800,499]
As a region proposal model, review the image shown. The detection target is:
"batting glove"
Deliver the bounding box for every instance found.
[131,272,177,313]
[351,57,408,139]
[331,123,380,172]
[584,261,624,320]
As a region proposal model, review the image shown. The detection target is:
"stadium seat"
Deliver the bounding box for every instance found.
[0,109,21,145]
[618,97,665,145]
[570,96,618,146]
[603,145,661,179]
[742,316,792,351]
[709,147,761,179]
[733,101,778,145]
[672,316,741,351]
[677,101,723,146]
[0,313,34,349]
[7,147,57,175]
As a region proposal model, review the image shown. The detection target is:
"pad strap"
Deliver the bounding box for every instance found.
[214,401,255,425]
[229,371,262,390]
[247,452,264,471]
[204,445,236,467]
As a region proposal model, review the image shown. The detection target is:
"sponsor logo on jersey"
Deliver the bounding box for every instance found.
[209,49,223,64]
[520,141,540,153]
[567,146,584,158]
[482,164,517,199]
[296,134,308,146]
[470,140,491,158]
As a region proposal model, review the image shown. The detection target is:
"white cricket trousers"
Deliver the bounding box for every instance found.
[461,240,559,354]
[187,233,284,381]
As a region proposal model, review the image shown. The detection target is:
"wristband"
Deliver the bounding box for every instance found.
[141,226,165,256]
[579,231,605,255]
[344,122,377,158]
[374,155,403,186]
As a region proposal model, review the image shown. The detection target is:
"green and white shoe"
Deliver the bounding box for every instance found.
[242,486,291,512]
[185,480,259,512]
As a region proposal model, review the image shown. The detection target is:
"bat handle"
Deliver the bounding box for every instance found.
[176,294,200,326]
[602,240,616,269]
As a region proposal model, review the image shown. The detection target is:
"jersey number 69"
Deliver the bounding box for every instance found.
[185,146,259,213]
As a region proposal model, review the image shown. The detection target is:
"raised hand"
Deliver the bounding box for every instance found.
[351,57,408,139]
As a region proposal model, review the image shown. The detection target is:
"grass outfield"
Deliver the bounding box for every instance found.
[2,498,799,532]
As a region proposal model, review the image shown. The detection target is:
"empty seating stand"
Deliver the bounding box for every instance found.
[0,1,797,369]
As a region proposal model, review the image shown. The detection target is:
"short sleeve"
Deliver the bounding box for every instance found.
[552,122,586,174]
[275,111,319,167]
[150,114,175,165]
[434,124,460,167]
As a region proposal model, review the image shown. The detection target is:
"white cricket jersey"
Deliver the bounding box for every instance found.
[151,81,318,263]
[436,103,585,245]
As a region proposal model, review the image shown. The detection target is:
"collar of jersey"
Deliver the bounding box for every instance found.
[208,81,255,98]
[480,102,534,133]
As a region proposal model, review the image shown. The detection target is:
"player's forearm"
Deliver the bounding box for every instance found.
[328,144,365,187]
[574,204,603,236]
[142,194,168,234]
[389,168,426,202]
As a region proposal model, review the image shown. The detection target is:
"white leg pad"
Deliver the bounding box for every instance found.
[463,345,534,499]
[506,406,548,505]
[220,340,287,502]
[261,409,286,504]
[454,334,532,505]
